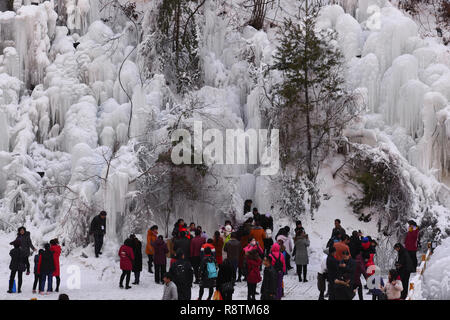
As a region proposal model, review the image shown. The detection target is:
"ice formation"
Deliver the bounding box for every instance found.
[0,0,449,255]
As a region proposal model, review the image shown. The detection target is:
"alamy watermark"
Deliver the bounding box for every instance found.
[170,121,280,175]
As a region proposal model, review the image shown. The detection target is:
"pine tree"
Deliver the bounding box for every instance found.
[270,0,357,219]
[155,0,203,93]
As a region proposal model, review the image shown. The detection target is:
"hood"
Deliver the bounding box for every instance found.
[271,242,280,253]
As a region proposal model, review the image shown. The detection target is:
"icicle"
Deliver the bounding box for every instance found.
[380,54,419,126]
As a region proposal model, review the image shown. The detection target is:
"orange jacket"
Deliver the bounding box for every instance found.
[334,241,351,261]
[146,230,157,255]
[250,227,266,251]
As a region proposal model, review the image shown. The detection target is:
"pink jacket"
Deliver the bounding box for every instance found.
[269,243,286,273]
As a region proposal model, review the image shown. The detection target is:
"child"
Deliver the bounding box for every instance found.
[33,249,44,293]
[8,240,27,293]
[162,273,178,300]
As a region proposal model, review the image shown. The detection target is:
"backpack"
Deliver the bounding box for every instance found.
[172,263,186,284]
[206,261,217,279]
[273,254,283,272]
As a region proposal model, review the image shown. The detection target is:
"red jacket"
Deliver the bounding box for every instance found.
[246,258,262,284]
[201,243,216,256]
[50,245,61,277]
[190,236,206,257]
[405,228,419,251]
[118,245,134,271]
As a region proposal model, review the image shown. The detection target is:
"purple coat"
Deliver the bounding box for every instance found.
[153,238,169,265]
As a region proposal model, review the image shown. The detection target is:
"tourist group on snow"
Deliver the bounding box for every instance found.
[6,199,420,301]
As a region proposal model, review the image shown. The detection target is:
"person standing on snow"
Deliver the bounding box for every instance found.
[38,243,55,294]
[349,230,362,258]
[293,229,310,282]
[327,219,346,248]
[277,226,294,271]
[7,240,27,294]
[353,252,368,300]
[89,211,107,258]
[394,242,414,299]
[169,249,194,300]
[153,235,169,284]
[162,273,178,300]
[223,232,241,282]
[333,234,352,261]
[197,247,218,300]
[49,238,61,292]
[12,226,36,275]
[326,246,339,300]
[190,229,206,283]
[261,255,278,300]
[213,231,224,265]
[171,219,186,239]
[246,249,262,300]
[32,249,44,293]
[317,249,328,300]
[405,220,420,270]
[216,258,235,300]
[269,242,286,300]
[129,234,143,285]
[145,225,158,273]
[118,238,134,289]
[174,231,191,261]
[381,269,403,300]
[250,220,266,253]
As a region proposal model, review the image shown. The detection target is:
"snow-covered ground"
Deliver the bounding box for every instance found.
[0,0,449,300]
[0,163,380,300]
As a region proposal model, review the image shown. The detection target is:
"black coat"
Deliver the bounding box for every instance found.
[216,259,235,291]
[326,255,339,282]
[337,258,356,287]
[169,259,194,287]
[397,247,414,274]
[261,266,278,299]
[90,215,106,235]
[131,239,143,272]
[9,247,27,272]
[14,232,35,257]
[39,249,55,274]
[349,236,361,258]
[173,237,191,260]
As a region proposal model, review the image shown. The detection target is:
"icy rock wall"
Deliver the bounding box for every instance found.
[327,3,450,182]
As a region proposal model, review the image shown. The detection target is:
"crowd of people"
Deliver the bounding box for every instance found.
[6,199,421,301]
[321,219,420,300]
[7,227,62,295]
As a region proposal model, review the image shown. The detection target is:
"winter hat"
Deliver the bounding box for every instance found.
[265,213,271,218]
